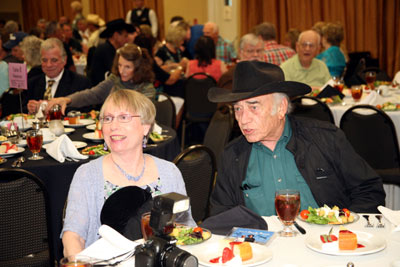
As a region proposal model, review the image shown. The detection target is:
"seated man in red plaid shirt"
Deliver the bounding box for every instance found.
[254,22,296,66]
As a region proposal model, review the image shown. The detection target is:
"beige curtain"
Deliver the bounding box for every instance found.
[22,0,165,39]
[241,0,400,78]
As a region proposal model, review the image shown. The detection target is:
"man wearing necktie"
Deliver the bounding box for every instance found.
[126,0,158,38]
[26,38,91,114]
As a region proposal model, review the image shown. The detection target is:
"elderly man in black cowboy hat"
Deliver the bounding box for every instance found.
[208,61,385,217]
[88,19,134,86]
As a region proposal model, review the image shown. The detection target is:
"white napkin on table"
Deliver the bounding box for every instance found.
[45,134,88,163]
[79,225,140,264]
[359,91,385,105]
[378,205,400,232]
[153,122,162,134]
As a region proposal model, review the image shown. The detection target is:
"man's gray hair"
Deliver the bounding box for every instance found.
[41,37,67,62]
[271,92,292,115]
[239,33,262,50]
[204,22,218,34]
[298,30,321,46]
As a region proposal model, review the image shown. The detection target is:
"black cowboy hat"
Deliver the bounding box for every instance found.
[208,61,311,103]
[100,18,135,38]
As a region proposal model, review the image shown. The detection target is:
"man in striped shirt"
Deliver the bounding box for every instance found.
[254,22,296,66]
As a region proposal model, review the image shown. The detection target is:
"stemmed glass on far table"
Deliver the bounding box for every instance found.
[26,129,44,160]
[275,189,301,237]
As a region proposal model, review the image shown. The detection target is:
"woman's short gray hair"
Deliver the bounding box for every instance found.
[100,89,156,126]
[165,24,187,48]
[20,35,43,67]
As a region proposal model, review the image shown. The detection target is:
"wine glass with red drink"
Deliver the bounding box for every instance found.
[26,129,43,160]
[275,189,301,237]
[365,71,376,89]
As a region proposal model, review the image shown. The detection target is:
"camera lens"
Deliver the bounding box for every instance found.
[164,247,198,267]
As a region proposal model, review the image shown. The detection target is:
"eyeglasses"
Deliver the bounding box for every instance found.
[100,114,140,124]
[300,42,317,49]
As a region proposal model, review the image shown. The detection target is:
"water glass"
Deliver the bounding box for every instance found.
[275,189,301,237]
[59,255,93,266]
[26,130,43,160]
[351,85,363,102]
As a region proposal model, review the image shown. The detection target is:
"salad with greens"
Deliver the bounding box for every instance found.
[170,226,211,245]
[299,205,355,225]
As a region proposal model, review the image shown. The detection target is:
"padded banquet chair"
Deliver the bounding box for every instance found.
[340,105,400,186]
[291,96,335,124]
[0,168,55,267]
[203,104,234,167]
[173,145,217,223]
[155,92,176,129]
[181,72,217,148]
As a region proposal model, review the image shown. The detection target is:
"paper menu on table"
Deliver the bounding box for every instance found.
[225,227,276,245]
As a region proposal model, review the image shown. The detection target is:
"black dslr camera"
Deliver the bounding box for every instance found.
[135,193,198,267]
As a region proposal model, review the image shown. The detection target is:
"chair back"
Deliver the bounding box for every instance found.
[291,96,335,124]
[155,92,176,129]
[184,72,217,119]
[203,104,234,165]
[340,105,400,170]
[0,168,54,266]
[173,145,217,223]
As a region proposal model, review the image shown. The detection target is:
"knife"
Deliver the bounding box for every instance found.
[293,221,306,235]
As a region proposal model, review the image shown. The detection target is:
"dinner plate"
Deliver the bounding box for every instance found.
[0,147,25,158]
[298,211,360,225]
[86,124,96,131]
[43,141,87,150]
[305,230,386,256]
[63,119,95,128]
[64,128,76,134]
[188,241,273,267]
[0,120,32,131]
[83,132,103,142]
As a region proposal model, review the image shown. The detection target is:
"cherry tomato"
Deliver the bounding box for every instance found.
[193,227,203,234]
[300,210,310,220]
[89,150,95,155]
[342,208,350,217]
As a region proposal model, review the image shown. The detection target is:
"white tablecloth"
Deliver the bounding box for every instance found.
[329,90,400,210]
[81,214,400,266]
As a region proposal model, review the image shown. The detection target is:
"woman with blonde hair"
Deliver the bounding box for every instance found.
[61,89,195,256]
[20,35,43,79]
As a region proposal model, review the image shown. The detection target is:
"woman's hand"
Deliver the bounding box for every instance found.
[62,231,85,257]
[45,97,72,115]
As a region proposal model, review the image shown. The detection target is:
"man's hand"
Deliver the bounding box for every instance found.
[27,100,41,114]
[46,97,71,115]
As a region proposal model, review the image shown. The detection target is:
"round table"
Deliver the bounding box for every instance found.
[0,123,180,261]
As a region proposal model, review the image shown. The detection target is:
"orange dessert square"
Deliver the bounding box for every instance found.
[339,230,357,250]
[233,242,253,261]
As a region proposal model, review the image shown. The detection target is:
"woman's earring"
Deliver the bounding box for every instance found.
[142,135,147,148]
[103,142,108,151]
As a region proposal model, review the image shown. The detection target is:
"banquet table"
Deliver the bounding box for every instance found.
[0,123,180,261]
[80,214,400,267]
[328,90,400,211]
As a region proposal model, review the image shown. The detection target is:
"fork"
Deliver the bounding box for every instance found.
[375,215,385,228]
[363,215,374,227]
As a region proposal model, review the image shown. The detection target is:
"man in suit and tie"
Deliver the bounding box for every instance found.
[26,38,91,114]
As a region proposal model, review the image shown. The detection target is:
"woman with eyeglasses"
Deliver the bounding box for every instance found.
[61,89,195,256]
[31,43,156,114]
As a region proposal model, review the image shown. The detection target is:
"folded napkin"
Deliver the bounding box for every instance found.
[79,225,141,263]
[46,134,88,163]
[359,91,385,105]
[317,84,345,99]
[378,205,400,232]
[153,122,162,134]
